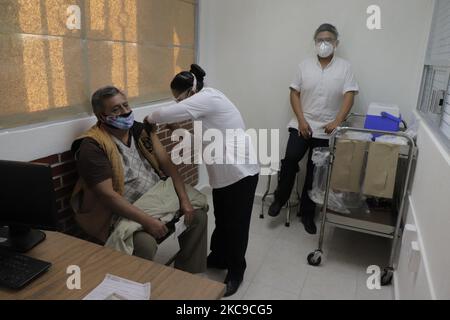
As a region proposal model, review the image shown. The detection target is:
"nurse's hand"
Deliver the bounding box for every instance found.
[323,120,340,135]
[144,115,156,125]
[143,117,157,134]
[298,119,313,139]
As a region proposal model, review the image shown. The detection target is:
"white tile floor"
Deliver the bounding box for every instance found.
[154,190,394,300]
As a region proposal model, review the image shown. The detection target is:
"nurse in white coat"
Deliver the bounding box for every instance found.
[145,64,260,297]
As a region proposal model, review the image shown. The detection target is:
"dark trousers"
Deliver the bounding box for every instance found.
[275,128,329,219]
[210,174,259,281]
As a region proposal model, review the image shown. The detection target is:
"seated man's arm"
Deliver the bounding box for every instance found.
[150,131,195,225]
[77,139,168,239]
[90,179,168,239]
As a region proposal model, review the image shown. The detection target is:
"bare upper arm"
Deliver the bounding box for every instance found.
[344,91,356,102]
[344,91,356,96]
[290,88,301,98]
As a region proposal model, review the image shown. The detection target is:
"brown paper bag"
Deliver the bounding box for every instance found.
[363,142,400,199]
[330,139,367,193]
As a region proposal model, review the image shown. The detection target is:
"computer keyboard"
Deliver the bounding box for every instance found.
[0,249,51,289]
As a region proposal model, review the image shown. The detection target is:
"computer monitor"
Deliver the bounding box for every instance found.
[0,160,58,253]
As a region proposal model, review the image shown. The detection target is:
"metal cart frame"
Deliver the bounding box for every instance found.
[306,119,417,286]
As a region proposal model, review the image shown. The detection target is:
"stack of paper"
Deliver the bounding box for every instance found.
[83,274,151,300]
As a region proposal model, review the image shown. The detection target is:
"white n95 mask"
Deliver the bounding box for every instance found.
[315,41,335,58]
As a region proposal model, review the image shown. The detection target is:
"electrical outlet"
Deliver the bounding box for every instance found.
[408,241,421,273]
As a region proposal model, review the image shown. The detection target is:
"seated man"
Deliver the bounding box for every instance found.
[70,86,207,274]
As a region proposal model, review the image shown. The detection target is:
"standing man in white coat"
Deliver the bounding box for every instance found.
[269,24,359,234]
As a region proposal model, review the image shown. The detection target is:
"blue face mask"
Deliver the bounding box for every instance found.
[104,111,135,130]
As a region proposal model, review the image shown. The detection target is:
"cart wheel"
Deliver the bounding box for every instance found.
[285,222,290,227]
[307,251,322,266]
[381,268,393,286]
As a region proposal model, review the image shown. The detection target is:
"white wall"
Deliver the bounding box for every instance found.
[396,119,450,299]
[198,0,433,195]
[395,0,450,299]
[198,0,450,300]
[0,102,171,161]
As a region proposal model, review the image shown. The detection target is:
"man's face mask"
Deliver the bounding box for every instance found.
[104,111,135,130]
[315,41,335,58]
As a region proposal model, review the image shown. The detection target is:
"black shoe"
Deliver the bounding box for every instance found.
[268,200,282,217]
[224,278,242,297]
[301,216,317,235]
[207,255,227,270]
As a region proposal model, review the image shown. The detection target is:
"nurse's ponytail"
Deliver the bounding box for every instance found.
[171,64,206,93]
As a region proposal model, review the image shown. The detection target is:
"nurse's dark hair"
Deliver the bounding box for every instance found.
[91,86,125,114]
[314,23,339,40]
[171,64,206,93]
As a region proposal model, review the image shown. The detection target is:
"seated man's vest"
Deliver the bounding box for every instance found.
[70,122,165,243]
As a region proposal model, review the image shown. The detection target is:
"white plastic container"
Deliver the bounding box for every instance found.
[367,103,401,117]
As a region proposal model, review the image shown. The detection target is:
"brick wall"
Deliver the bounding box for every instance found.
[31,121,198,238]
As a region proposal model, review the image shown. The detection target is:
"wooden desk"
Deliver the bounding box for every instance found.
[0,232,225,300]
